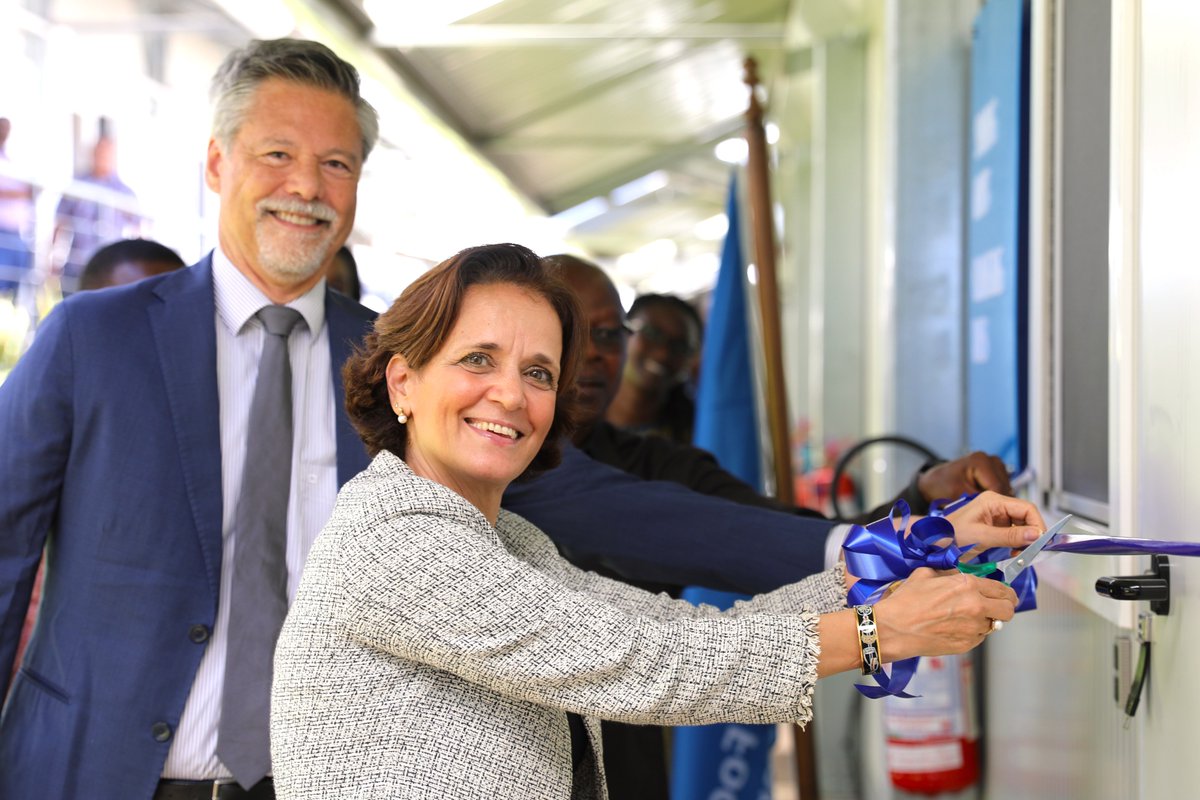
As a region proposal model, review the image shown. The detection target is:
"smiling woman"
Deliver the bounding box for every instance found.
[378,254,580,518]
[340,242,585,491]
[269,242,1021,800]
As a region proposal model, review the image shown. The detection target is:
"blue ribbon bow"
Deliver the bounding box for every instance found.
[842,496,1038,698]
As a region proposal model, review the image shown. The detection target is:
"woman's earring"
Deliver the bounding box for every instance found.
[396,408,408,425]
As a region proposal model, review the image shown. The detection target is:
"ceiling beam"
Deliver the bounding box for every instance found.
[544,117,747,212]
[371,23,786,48]
[485,43,703,138]
[485,134,710,150]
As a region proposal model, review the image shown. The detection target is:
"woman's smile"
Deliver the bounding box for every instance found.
[466,418,522,441]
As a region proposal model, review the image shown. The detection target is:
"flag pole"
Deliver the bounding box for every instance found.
[743,56,819,800]
[742,57,795,507]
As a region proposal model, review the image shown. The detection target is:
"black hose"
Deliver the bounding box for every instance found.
[830,435,942,519]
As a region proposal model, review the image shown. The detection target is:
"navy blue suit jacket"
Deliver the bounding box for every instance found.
[503,444,835,596]
[0,256,374,798]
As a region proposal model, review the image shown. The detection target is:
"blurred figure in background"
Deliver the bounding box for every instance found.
[325,244,362,300]
[79,238,186,292]
[0,117,34,293]
[605,292,703,444]
[53,119,143,293]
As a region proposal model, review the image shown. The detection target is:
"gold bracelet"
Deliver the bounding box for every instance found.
[854,604,882,676]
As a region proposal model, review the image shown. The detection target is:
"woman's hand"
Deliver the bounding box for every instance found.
[873,568,1017,662]
[946,490,1047,553]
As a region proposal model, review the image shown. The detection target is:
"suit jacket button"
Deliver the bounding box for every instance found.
[151,722,172,742]
[188,624,211,644]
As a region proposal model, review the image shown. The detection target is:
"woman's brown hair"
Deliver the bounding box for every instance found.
[343,243,585,476]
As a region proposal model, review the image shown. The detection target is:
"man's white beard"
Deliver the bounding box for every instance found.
[255,224,335,284]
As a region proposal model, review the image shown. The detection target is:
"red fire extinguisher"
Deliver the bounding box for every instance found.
[882,652,980,794]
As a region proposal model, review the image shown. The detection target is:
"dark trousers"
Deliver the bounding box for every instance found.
[601,720,671,800]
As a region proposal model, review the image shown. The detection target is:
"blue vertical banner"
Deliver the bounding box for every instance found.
[693,173,762,488]
[966,0,1029,470]
[671,174,774,800]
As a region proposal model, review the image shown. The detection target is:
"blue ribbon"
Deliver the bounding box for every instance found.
[842,497,1038,698]
[928,495,1039,613]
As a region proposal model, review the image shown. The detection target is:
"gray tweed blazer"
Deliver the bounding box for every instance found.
[271,451,846,799]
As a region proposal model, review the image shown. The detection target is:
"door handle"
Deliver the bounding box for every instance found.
[1095,554,1170,615]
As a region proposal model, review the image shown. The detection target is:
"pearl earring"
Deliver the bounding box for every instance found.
[396,409,408,425]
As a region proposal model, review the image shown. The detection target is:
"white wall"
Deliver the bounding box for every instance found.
[1130,1,1200,796]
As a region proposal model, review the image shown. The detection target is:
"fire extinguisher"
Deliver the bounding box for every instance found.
[882,651,980,794]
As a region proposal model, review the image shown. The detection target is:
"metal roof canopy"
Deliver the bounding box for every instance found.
[327,0,791,272]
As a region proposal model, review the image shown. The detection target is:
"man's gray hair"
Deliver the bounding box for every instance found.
[210,38,380,161]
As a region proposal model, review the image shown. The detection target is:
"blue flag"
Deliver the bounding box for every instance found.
[692,174,761,488]
[671,174,775,800]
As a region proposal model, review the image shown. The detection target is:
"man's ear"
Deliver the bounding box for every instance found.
[204,138,223,193]
[385,354,414,413]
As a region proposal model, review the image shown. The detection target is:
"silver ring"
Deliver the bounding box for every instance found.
[991,619,1004,632]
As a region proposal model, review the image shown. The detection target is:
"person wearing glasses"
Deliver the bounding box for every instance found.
[604,292,703,444]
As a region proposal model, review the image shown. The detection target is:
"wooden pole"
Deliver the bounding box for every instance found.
[742,57,795,507]
[742,56,819,800]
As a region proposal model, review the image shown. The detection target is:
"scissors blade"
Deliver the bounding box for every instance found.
[1000,514,1073,583]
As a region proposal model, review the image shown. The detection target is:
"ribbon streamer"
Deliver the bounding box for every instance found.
[1045,534,1200,557]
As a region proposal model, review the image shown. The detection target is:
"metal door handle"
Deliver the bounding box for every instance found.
[1095,554,1170,615]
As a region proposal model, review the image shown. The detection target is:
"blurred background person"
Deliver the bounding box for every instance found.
[325,244,362,300]
[52,118,143,294]
[605,292,703,444]
[78,237,186,292]
[0,117,34,294]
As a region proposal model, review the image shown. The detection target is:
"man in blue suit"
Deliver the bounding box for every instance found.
[0,39,379,798]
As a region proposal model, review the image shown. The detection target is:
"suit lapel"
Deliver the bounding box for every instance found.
[326,291,374,487]
[148,257,223,601]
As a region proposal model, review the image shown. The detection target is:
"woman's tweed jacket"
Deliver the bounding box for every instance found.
[271,451,847,799]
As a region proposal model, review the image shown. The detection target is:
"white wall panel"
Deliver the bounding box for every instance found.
[1134,1,1200,796]
[983,583,1137,798]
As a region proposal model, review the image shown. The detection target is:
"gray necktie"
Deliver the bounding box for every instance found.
[217,305,303,788]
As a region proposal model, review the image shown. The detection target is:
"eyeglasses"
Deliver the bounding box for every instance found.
[628,320,697,358]
[588,324,633,351]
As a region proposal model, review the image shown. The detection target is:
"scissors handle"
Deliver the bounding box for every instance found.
[957,561,1001,578]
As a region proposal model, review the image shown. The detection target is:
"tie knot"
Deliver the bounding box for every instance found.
[257,305,303,338]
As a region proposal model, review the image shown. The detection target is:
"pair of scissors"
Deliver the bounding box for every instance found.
[958,514,1073,585]
[995,514,1073,583]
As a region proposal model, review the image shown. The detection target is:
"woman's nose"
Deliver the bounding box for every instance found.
[489,370,527,410]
